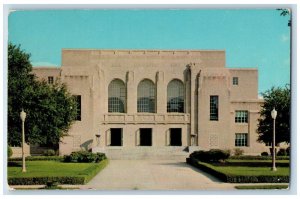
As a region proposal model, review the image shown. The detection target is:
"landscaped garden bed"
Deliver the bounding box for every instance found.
[186,150,290,183]
[8,151,108,185]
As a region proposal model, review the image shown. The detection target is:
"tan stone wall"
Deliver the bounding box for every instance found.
[32,49,269,156]
[11,144,30,158]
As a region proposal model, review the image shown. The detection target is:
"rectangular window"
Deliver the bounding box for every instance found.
[235,133,248,147]
[210,96,219,121]
[48,76,54,84]
[235,110,248,123]
[74,95,81,121]
[233,77,238,85]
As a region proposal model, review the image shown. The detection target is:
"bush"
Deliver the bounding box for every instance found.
[43,149,56,156]
[233,148,244,156]
[8,176,85,185]
[63,151,106,163]
[229,155,289,160]
[261,152,269,156]
[277,148,288,156]
[9,156,63,162]
[8,146,13,158]
[189,149,230,163]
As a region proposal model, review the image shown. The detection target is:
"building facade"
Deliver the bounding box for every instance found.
[32,49,269,157]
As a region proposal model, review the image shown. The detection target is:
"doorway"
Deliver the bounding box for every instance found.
[110,128,122,146]
[170,128,182,146]
[140,128,152,146]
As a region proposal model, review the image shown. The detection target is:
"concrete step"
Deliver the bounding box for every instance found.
[92,146,191,160]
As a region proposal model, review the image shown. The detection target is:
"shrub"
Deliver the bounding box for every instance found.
[8,176,85,185]
[229,155,289,160]
[63,151,106,163]
[261,152,269,156]
[277,148,288,156]
[233,148,244,156]
[189,149,230,163]
[43,149,56,156]
[9,156,63,162]
[8,146,13,158]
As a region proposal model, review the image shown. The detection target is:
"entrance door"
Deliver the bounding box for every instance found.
[170,128,182,146]
[140,128,152,146]
[110,128,122,146]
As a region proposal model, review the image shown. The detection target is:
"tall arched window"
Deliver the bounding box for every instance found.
[137,79,156,113]
[108,79,126,113]
[167,79,184,113]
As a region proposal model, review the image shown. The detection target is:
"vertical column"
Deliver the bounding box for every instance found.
[106,129,111,146]
[166,129,170,146]
[156,71,166,114]
[185,66,191,146]
[126,71,136,114]
[136,129,140,146]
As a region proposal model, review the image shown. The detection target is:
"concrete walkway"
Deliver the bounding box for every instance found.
[82,158,236,190]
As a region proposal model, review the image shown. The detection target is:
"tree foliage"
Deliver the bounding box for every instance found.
[257,86,290,145]
[8,43,77,147]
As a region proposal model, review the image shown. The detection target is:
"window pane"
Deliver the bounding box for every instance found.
[210,96,218,121]
[235,110,248,123]
[235,133,248,146]
[167,80,184,113]
[137,79,156,113]
[74,95,81,121]
[108,79,126,113]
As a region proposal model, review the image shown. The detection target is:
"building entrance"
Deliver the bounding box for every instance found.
[110,128,122,146]
[170,128,182,146]
[140,128,152,146]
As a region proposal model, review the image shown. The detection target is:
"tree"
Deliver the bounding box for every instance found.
[8,43,77,147]
[257,86,290,145]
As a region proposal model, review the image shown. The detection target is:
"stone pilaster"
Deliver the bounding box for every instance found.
[156,71,166,114]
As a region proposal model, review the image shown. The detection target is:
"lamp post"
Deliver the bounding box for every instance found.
[271,108,277,171]
[20,109,27,172]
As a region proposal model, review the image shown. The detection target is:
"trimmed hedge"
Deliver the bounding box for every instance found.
[63,151,106,163]
[189,149,230,163]
[43,149,56,156]
[8,176,85,185]
[8,159,109,185]
[223,161,289,167]
[186,157,289,183]
[9,156,63,162]
[229,155,289,160]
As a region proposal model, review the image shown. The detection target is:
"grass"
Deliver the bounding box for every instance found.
[235,185,289,189]
[8,159,108,184]
[201,162,289,176]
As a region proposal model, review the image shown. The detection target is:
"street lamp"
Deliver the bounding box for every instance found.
[271,108,277,171]
[20,109,27,172]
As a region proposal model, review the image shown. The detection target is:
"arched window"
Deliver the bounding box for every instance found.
[167,79,184,113]
[137,79,156,113]
[108,79,126,113]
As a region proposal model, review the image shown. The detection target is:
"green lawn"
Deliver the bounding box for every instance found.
[201,162,289,176]
[8,160,108,185]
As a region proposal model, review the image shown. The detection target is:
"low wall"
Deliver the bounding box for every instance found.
[11,144,30,158]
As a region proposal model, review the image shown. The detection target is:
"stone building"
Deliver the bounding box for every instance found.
[32,49,269,158]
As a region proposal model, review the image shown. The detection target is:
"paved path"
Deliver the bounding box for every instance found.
[82,158,236,190]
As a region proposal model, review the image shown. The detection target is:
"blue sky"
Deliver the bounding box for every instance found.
[8,9,290,93]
